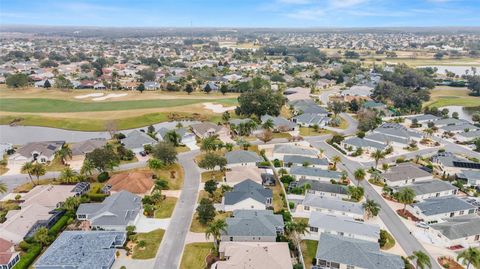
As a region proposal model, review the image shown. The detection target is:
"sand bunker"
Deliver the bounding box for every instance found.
[74,93,104,99]
[93,93,128,101]
[203,102,236,113]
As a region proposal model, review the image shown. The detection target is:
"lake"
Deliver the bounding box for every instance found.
[440,106,480,121]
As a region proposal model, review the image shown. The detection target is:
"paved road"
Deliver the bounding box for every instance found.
[306,136,442,269]
[153,150,201,269]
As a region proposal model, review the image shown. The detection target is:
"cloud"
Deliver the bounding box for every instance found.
[329,0,368,8]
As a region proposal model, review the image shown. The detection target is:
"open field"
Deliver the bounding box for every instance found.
[180,243,214,269]
[424,86,480,108]
[0,87,239,131]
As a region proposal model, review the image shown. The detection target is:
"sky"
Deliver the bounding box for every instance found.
[0,0,479,28]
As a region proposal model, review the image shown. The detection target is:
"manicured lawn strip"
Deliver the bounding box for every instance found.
[154,197,177,218]
[0,97,237,113]
[131,229,165,259]
[301,240,318,269]
[190,212,231,233]
[272,181,286,211]
[201,171,225,183]
[153,163,184,190]
[180,243,214,269]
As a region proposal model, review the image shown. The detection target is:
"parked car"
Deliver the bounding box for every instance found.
[416,221,429,229]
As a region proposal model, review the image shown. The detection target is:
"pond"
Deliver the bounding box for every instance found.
[439,106,480,121]
[418,65,478,76]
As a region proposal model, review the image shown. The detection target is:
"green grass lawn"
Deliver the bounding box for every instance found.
[0,97,237,113]
[180,243,214,269]
[154,197,177,218]
[153,163,184,190]
[201,171,225,183]
[190,212,231,233]
[424,96,480,108]
[299,127,333,136]
[301,240,318,269]
[131,229,165,259]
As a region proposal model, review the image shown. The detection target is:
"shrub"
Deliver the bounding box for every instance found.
[97,171,110,182]
[87,193,108,202]
[48,215,70,236]
[289,201,295,209]
[18,241,31,251]
[280,175,295,185]
[14,243,42,269]
[273,159,282,167]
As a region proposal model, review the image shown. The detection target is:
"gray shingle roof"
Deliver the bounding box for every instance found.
[365,133,409,145]
[394,180,457,196]
[292,113,329,126]
[77,191,141,227]
[290,166,342,179]
[261,115,296,130]
[430,215,480,240]
[224,179,272,205]
[225,150,263,165]
[458,170,480,181]
[302,194,364,216]
[315,233,404,269]
[17,141,65,158]
[415,196,476,216]
[382,163,432,182]
[309,212,380,239]
[342,137,387,150]
[121,130,156,150]
[297,180,348,195]
[283,155,329,166]
[289,99,328,115]
[35,231,126,269]
[71,138,107,156]
[273,144,317,157]
[225,210,284,237]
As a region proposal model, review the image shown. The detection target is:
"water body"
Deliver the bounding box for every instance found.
[440,106,480,121]
[0,121,197,145]
[418,65,477,76]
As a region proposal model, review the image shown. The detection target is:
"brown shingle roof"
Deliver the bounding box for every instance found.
[107,171,154,194]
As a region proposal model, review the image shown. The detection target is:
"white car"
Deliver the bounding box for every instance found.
[416,221,429,229]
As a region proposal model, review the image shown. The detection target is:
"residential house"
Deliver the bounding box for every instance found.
[393,180,458,201]
[121,130,157,154]
[306,212,380,242]
[144,81,160,90]
[0,185,79,243]
[272,144,318,160]
[289,166,343,182]
[341,85,374,97]
[296,194,364,220]
[432,152,480,178]
[34,231,126,269]
[225,150,263,168]
[430,215,480,248]
[289,99,329,117]
[457,170,480,187]
[222,179,272,211]
[9,141,65,164]
[0,238,20,269]
[71,138,107,161]
[290,180,349,200]
[314,233,404,269]
[221,210,284,242]
[410,196,477,222]
[456,130,480,143]
[382,163,433,187]
[439,123,479,134]
[340,136,387,152]
[157,127,196,146]
[261,115,297,132]
[292,113,330,127]
[76,191,142,231]
[190,122,228,139]
[283,155,329,169]
[407,114,440,125]
[106,171,154,195]
[215,242,292,269]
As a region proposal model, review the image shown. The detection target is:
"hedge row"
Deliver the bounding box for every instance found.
[12,243,42,269]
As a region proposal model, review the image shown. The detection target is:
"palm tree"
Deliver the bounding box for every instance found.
[205,219,227,252]
[21,162,36,186]
[285,220,309,248]
[201,136,219,152]
[62,196,80,212]
[397,187,416,212]
[56,144,72,165]
[353,168,366,186]
[457,247,480,269]
[148,158,164,170]
[331,155,341,170]
[0,182,7,194]
[80,159,95,176]
[31,163,46,184]
[59,167,78,184]
[154,179,169,191]
[371,149,385,169]
[165,130,181,147]
[409,250,432,269]
[262,119,274,130]
[363,199,381,219]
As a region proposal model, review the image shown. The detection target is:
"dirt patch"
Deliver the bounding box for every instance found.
[438,257,463,269]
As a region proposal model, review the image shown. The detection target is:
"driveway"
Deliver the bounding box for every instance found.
[135,215,170,233]
[152,150,201,269]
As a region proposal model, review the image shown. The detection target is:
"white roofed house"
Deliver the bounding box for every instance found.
[221,210,284,242]
[260,115,297,132]
[393,180,458,201]
[272,144,318,161]
[289,166,343,182]
[144,81,160,90]
[295,193,365,220]
[190,122,229,139]
[381,163,433,187]
[410,196,477,222]
[429,215,480,248]
[283,155,329,170]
